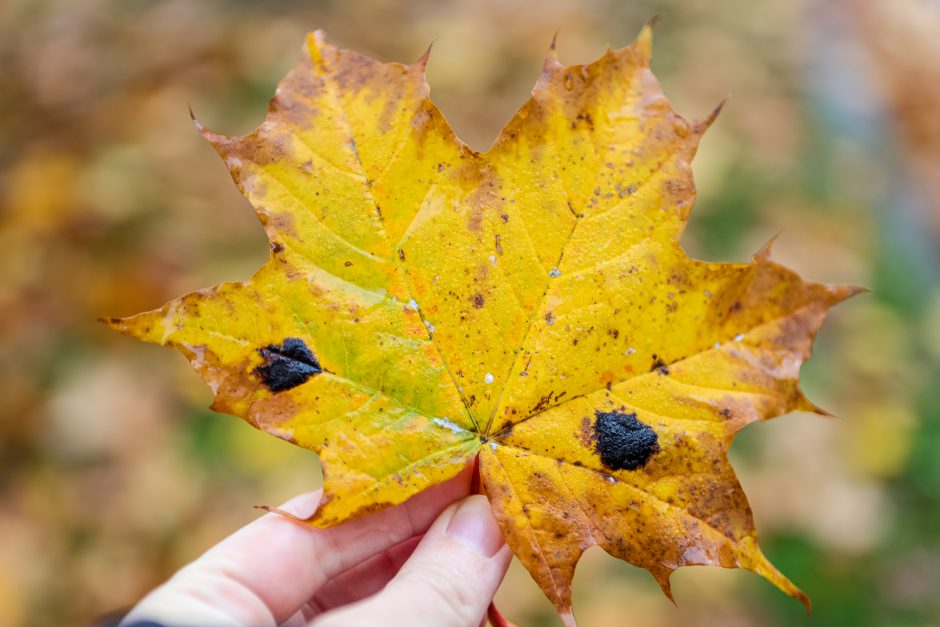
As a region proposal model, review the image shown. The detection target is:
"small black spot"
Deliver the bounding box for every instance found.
[472,293,485,308]
[255,337,322,392]
[270,242,284,254]
[593,410,659,471]
[344,260,353,267]
[650,357,669,374]
[398,248,406,262]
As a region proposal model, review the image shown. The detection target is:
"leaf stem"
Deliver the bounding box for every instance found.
[470,452,482,495]
[487,601,518,627]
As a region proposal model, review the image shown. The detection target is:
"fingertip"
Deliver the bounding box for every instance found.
[445,495,506,558]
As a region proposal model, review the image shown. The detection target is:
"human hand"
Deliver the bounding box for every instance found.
[119,465,511,627]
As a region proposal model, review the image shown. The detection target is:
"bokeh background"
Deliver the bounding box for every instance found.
[1,0,939,625]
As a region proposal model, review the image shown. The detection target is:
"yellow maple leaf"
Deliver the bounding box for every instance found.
[107,24,858,625]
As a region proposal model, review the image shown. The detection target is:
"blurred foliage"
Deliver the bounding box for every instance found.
[0,1,937,626]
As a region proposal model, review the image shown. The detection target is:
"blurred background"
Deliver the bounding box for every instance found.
[1,0,938,625]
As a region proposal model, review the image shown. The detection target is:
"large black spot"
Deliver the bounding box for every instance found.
[255,338,322,392]
[593,410,659,471]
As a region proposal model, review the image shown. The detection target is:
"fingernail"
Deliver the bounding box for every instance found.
[445,495,506,557]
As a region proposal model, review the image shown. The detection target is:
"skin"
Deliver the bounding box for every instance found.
[119,465,512,627]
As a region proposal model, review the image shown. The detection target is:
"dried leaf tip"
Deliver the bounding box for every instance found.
[697,97,729,132]
[652,568,678,606]
[414,41,434,70]
[540,33,561,70]
[559,610,577,627]
[97,315,124,329]
[807,399,838,419]
[754,233,781,261]
[187,105,207,134]
[254,504,312,523]
[98,315,136,336]
[307,29,330,64]
[632,23,654,65]
[838,284,871,298]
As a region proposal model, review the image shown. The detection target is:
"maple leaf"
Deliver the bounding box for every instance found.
[106,24,859,625]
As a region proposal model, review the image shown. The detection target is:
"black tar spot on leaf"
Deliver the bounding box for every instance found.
[594,410,659,471]
[256,337,322,392]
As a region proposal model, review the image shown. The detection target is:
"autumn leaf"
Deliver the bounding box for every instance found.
[106,24,858,625]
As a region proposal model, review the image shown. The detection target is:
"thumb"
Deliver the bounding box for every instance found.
[313,495,511,627]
